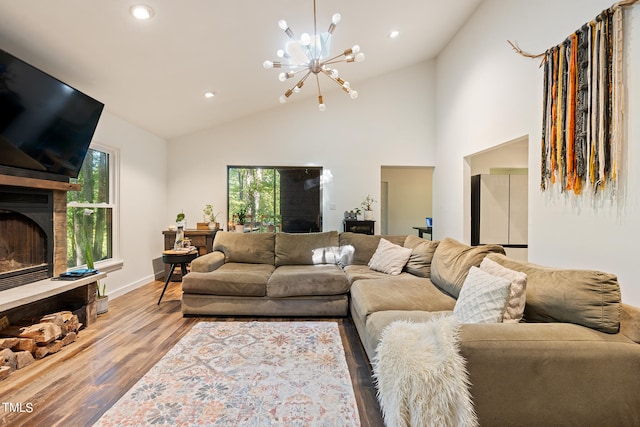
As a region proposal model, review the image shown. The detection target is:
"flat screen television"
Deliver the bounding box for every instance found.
[0,48,104,180]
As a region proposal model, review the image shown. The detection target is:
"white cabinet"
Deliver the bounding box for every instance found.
[471,174,528,246]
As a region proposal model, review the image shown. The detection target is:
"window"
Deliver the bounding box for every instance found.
[227,166,322,233]
[67,145,117,268]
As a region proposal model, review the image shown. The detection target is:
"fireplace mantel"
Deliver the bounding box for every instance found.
[0,174,81,192]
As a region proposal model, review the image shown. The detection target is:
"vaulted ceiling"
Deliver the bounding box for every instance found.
[0,1,482,139]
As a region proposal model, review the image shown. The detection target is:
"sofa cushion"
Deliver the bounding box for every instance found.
[350,278,456,325]
[480,257,527,323]
[181,263,275,297]
[363,310,453,359]
[403,235,439,278]
[213,231,275,265]
[339,232,407,265]
[430,237,505,298]
[485,253,621,334]
[343,265,416,284]
[368,238,413,275]
[454,266,511,324]
[275,231,339,266]
[266,264,350,297]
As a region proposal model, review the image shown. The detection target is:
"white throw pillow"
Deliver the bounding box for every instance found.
[368,238,413,275]
[480,257,527,323]
[454,266,511,324]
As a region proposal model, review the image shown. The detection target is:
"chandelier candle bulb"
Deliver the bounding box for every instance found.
[318,95,326,111]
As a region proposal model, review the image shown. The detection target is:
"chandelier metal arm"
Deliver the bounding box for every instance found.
[321,69,347,89]
[321,51,349,64]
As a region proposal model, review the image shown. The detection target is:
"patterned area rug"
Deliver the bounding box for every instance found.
[95,321,360,426]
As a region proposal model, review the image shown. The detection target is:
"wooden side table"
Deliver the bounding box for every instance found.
[158,248,198,305]
[162,229,216,280]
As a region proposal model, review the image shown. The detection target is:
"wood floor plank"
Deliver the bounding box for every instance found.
[0,280,383,427]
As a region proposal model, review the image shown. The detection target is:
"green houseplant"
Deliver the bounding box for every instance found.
[203,204,220,229]
[83,209,108,314]
[235,205,247,232]
[203,204,214,222]
[175,210,186,229]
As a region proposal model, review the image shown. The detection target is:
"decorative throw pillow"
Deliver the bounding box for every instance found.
[454,266,511,324]
[480,257,527,323]
[430,238,506,298]
[368,238,413,275]
[403,235,439,278]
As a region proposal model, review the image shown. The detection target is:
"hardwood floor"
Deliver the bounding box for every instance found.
[0,280,384,426]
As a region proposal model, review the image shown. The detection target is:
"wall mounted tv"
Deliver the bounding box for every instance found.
[0,48,104,181]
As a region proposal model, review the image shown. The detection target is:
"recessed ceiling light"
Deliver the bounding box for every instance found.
[389,30,400,39]
[130,4,154,20]
[204,91,216,98]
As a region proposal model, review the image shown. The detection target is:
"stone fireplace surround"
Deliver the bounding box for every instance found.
[0,173,102,327]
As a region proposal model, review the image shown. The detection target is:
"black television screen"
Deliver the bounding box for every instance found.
[0,49,104,179]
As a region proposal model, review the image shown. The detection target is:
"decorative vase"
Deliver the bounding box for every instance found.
[235,224,245,233]
[174,225,185,249]
[364,210,374,220]
[208,222,217,230]
[97,296,109,315]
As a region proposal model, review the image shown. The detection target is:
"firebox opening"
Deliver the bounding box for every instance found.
[0,187,54,291]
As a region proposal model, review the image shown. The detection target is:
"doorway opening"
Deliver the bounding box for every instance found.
[380,166,433,237]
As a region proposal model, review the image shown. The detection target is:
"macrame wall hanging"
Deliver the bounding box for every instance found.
[510,0,637,199]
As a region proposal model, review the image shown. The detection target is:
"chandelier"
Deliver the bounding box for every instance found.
[263,0,365,111]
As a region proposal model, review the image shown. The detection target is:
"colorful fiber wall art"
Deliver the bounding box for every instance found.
[539,4,627,197]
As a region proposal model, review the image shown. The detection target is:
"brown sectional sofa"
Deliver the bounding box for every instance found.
[181,230,640,426]
[182,231,351,316]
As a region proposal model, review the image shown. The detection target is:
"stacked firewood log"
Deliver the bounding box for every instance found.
[0,311,81,380]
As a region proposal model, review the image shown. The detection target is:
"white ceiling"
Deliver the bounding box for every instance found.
[0,0,482,140]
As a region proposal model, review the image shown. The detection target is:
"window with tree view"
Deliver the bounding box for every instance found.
[228,166,322,233]
[67,147,114,268]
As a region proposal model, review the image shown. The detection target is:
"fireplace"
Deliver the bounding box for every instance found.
[0,186,54,291]
[0,175,101,337]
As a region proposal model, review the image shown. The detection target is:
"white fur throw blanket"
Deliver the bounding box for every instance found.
[372,315,478,427]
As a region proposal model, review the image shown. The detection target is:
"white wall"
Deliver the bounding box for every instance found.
[167,61,437,235]
[435,0,640,306]
[92,111,168,299]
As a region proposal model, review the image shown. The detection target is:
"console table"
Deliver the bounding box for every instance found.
[343,220,375,235]
[412,226,433,240]
[162,229,217,255]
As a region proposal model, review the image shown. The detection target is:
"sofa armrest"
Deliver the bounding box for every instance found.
[191,251,225,273]
[459,322,640,425]
[622,303,640,343]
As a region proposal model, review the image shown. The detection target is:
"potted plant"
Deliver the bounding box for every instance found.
[176,211,186,229]
[203,204,213,223]
[235,205,247,233]
[361,195,376,220]
[203,204,220,230]
[82,209,108,314]
[96,282,108,315]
